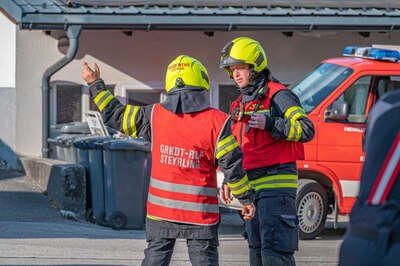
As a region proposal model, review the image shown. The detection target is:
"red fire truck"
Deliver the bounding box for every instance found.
[292,45,400,239]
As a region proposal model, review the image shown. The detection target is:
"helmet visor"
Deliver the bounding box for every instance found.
[219,54,246,68]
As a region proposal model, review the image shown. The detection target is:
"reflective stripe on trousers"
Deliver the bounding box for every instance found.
[249,174,298,191]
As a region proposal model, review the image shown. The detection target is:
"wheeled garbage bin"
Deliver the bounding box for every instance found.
[102,138,151,230]
[48,134,84,162]
[47,122,90,162]
[74,136,113,224]
[62,135,83,163]
[87,138,115,225]
[47,137,62,160]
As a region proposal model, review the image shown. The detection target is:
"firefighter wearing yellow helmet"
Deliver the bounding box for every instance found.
[219,37,315,266]
[220,36,268,78]
[165,55,210,93]
[82,55,255,265]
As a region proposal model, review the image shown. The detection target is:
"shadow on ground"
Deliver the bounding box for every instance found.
[0,170,25,180]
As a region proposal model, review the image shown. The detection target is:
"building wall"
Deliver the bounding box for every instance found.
[71,30,400,85]
[15,30,54,156]
[0,14,16,148]
[14,27,400,156]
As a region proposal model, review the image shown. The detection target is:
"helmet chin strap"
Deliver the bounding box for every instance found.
[248,66,257,85]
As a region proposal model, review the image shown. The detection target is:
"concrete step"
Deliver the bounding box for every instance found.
[19,156,87,218]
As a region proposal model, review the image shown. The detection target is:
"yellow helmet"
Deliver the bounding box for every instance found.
[165,55,210,93]
[219,37,268,78]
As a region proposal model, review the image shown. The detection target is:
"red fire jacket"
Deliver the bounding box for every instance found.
[231,81,304,170]
[147,104,227,225]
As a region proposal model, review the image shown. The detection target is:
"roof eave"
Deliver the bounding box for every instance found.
[0,1,22,25]
[17,14,400,31]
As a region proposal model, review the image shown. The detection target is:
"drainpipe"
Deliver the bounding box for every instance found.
[41,25,82,157]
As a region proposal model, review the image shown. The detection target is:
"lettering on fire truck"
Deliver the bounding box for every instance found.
[344,127,365,133]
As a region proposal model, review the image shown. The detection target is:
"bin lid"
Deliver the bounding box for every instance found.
[47,138,58,144]
[102,138,150,152]
[56,134,90,146]
[91,137,115,149]
[83,136,113,149]
[74,136,113,149]
[50,134,71,146]
[50,123,88,138]
[60,122,91,134]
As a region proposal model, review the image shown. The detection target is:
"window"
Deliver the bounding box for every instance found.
[330,76,372,123]
[51,83,115,125]
[290,63,353,113]
[53,84,82,124]
[374,75,400,100]
[219,85,240,114]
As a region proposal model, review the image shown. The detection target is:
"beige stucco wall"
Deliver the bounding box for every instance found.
[15,30,57,156]
[0,14,15,88]
[13,27,400,156]
[67,30,400,85]
[0,14,16,149]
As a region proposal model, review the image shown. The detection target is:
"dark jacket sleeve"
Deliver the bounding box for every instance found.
[88,79,152,141]
[265,89,315,142]
[215,118,254,205]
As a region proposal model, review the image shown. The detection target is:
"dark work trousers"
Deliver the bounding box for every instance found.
[245,195,298,266]
[142,237,219,266]
[339,231,400,266]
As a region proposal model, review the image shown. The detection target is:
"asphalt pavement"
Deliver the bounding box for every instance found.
[0,172,345,265]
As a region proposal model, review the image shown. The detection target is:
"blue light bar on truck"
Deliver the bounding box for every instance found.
[343,46,400,62]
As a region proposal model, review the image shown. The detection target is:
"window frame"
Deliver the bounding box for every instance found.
[120,84,165,106]
[50,82,84,125]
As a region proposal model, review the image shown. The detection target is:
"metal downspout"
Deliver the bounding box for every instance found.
[41,25,82,157]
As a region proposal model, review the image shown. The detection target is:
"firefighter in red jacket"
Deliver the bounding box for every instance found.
[82,55,255,266]
[219,37,315,266]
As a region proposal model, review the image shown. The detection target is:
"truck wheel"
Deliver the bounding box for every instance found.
[296,179,328,240]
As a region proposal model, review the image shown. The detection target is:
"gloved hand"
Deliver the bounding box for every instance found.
[82,62,100,84]
[248,112,267,130]
[247,112,274,132]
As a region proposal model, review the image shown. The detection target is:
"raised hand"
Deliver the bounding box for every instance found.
[82,62,100,84]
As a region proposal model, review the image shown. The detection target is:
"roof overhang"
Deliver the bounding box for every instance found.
[1,0,400,31]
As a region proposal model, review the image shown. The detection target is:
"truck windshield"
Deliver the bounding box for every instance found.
[289,63,353,113]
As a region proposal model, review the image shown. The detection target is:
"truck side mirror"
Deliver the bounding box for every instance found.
[325,100,349,121]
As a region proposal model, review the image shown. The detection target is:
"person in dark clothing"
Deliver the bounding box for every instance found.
[219,37,315,266]
[339,89,400,266]
[82,55,255,266]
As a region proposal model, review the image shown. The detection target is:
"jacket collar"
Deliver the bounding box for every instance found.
[161,90,209,114]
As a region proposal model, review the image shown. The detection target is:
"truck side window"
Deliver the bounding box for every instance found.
[375,76,400,100]
[331,76,372,123]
